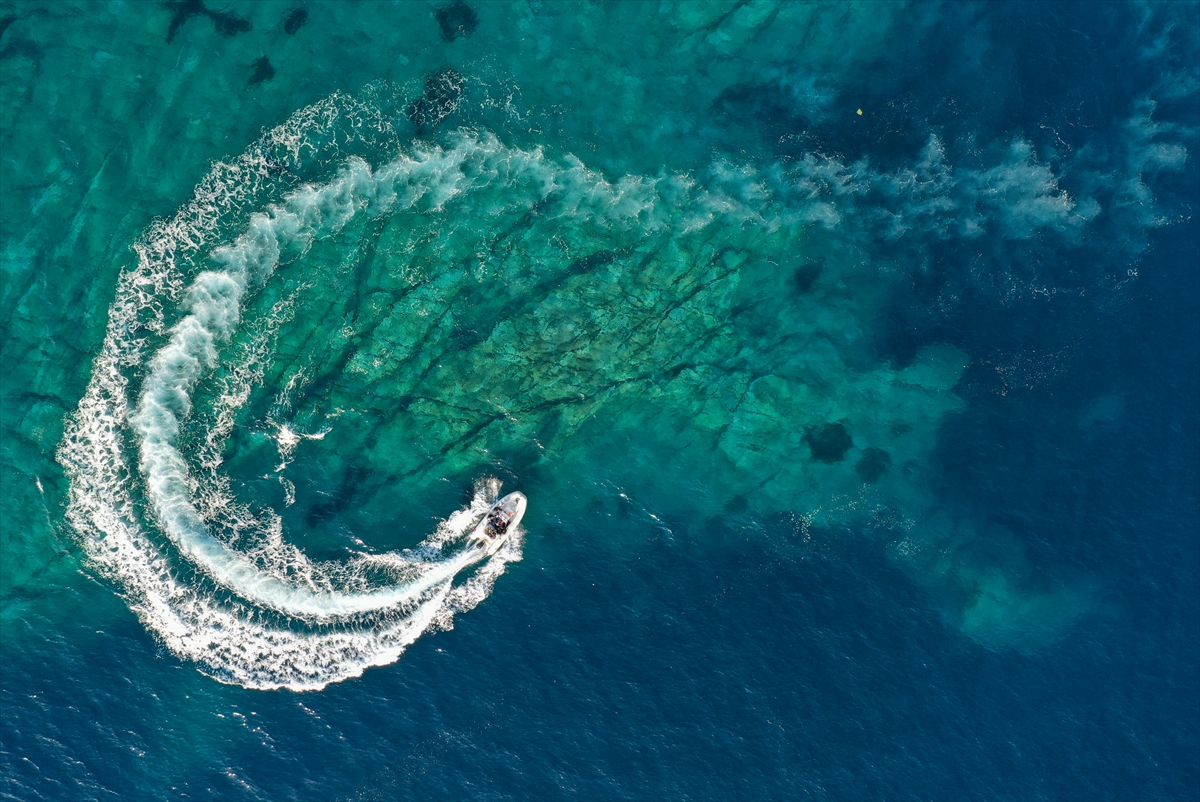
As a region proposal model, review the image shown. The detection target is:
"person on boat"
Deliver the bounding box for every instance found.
[486,509,508,536]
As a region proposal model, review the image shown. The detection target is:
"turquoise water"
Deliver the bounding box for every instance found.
[2,1,1198,798]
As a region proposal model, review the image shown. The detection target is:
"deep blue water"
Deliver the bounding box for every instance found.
[2,1,1198,800]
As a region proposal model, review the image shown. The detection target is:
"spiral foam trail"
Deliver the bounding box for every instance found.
[130,157,475,619]
[57,95,537,690]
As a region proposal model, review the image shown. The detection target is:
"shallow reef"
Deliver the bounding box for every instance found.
[282,7,307,36]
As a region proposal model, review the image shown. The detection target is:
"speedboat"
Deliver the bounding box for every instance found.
[468,491,527,556]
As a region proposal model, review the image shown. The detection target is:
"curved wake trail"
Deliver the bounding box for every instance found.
[56,94,535,690]
[129,156,494,620]
[58,81,764,690]
[56,85,785,688]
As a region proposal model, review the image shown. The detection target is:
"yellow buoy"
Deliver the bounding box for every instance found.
[856,108,863,116]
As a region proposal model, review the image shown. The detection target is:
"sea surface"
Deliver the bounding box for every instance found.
[1,1,1198,799]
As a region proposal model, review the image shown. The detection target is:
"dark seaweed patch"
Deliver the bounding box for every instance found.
[0,36,44,70]
[434,0,478,42]
[451,323,487,349]
[164,0,251,44]
[406,67,464,133]
[282,8,307,35]
[210,8,251,36]
[0,15,16,43]
[724,494,749,514]
[792,258,824,294]
[164,2,190,41]
[248,56,275,86]
[567,249,620,274]
[804,422,852,463]
[855,447,892,484]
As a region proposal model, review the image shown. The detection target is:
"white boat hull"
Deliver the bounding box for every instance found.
[468,491,527,556]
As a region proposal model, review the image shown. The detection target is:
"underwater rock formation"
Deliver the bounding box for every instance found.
[282,7,307,35]
[248,55,275,86]
[406,67,463,132]
[805,422,853,463]
[434,0,479,42]
[164,0,251,44]
[855,446,891,483]
[792,258,823,293]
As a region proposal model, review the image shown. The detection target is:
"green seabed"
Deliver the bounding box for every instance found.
[1,0,1092,656]
[232,174,966,534]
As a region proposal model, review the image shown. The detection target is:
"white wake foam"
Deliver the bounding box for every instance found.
[56,96,541,691]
